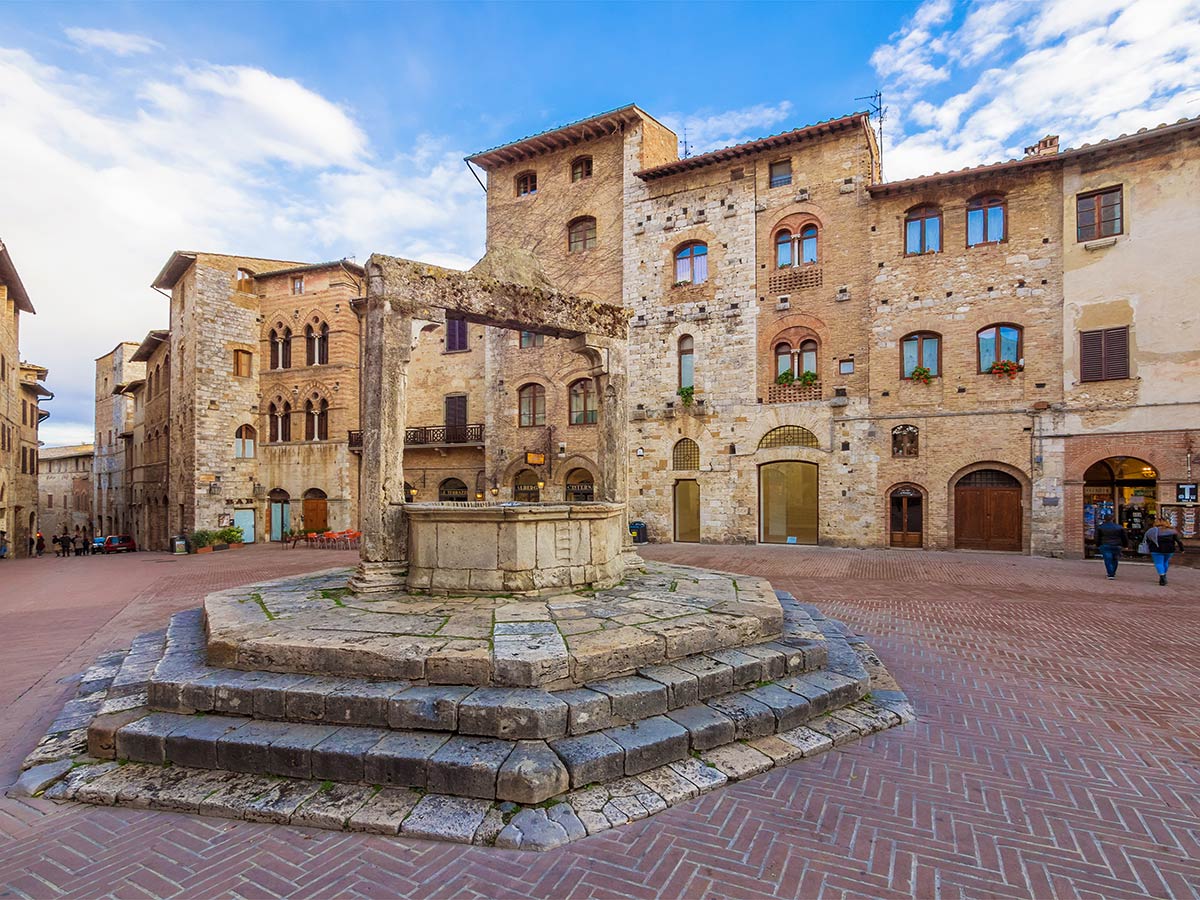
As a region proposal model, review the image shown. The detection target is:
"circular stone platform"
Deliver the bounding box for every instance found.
[204,563,784,689]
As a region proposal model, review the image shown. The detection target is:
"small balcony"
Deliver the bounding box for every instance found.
[348,430,363,452]
[767,382,823,404]
[405,424,485,447]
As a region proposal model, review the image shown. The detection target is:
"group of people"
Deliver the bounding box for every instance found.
[1095,516,1186,585]
[52,527,94,557]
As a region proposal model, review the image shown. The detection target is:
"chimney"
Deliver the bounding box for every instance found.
[1024,135,1060,158]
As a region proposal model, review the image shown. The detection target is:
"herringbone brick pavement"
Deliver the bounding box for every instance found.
[2,545,1198,898]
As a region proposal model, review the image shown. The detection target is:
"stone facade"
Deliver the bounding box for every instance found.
[0,241,45,558]
[36,444,94,537]
[126,330,171,549]
[93,344,143,538]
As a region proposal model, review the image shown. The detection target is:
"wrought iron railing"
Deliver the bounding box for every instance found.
[347,430,363,449]
[405,424,485,446]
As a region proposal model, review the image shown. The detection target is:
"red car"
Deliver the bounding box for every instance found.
[101,534,137,554]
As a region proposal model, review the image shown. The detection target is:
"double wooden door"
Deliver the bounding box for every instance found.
[955,470,1022,551]
[889,486,923,547]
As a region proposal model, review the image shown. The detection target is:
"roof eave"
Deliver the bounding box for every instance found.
[0,240,35,313]
[151,251,197,290]
[466,104,652,171]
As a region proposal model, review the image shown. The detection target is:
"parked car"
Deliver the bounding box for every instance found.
[91,537,105,554]
[101,534,137,554]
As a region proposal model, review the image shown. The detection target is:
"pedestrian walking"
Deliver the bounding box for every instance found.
[35,532,45,557]
[0,530,8,560]
[1144,518,1185,586]
[1095,515,1128,580]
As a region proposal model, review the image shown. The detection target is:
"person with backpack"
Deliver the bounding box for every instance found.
[1095,515,1128,580]
[1144,518,1185,586]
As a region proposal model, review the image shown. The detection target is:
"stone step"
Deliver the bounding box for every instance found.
[147,608,831,740]
[103,652,869,804]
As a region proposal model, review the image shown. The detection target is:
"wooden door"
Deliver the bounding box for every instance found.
[674,480,700,543]
[302,498,328,533]
[955,471,1022,551]
[759,461,819,545]
[889,487,923,547]
[444,395,467,443]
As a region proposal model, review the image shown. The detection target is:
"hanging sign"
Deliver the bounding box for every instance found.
[525,452,545,465]
[1177,483,1198,503]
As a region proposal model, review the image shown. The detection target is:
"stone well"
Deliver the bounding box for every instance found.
[405,501,626,595]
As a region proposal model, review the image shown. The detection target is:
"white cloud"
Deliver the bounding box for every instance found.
[873,0,1200,180]
[0,46,484,443]
[65,27,162,57]
[661,101,795,155]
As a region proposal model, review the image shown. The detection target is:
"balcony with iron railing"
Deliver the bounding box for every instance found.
[348,425,485,452]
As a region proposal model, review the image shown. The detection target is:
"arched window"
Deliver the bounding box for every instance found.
[571,156,593,182]
[775,342,792,377]
[305,398,329,441]
[678,335,694,390]
[566,468,595,501]
[901,332,941,378]
[268,401,291,442]
[774,339,818,378]
[775,225,819,268]
[518,383,546,427]
[234,424,256,459]
[672,438,700,470]
[892,425,919,458]
[568,216,597,252]
[438,478,468,502]
[154,364,161,395]
[569,378,597,425]
[977,324,1022,373]
[269,327,292,370]
[674,242,708,285]
[513,469,540,502]
[967,195,1006,246]
[904,205,942,255]
[758,426,819,449]
[306,321,329,366]
[515,171,537,197]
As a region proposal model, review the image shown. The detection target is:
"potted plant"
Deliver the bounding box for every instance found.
[987,359,1021,379]
[775,370,795,386]
[191,529,214,554]
[676,386,695,406]
[672,279,692,288]
[910,366,934,385]
[217,525,245,548]
[797,370,819,388]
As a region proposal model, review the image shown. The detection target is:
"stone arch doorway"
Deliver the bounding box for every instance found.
[674,479,700,542]
[513,470,540,503]
[303,488,329,533]
[889,483,925,548]
[438,478,468,502]
[1083,456,1158,557]
[954,469,1022,551]
[565,468,595,502]
[268,488,290,542]
[759,461,818,545]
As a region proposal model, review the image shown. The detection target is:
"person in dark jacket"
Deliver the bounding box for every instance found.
[1144,519,1185,586]
[1095,515,1128,579]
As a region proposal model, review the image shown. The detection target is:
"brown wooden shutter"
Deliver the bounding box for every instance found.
[1103,326,1129,380]
[1079,330,1105,382]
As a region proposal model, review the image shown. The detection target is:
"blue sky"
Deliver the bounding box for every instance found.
[2,0,1198,444]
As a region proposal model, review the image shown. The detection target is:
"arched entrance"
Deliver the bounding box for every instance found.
[674,479,700,542]
[1083,457,1157,557]
[268,488,290,541]
[513,470,540,503]
[954,470,1022,551]
[759,461,818,545]
[565,468,595,502]
[889,484,924,548]
[302,488,328,533]
[438,478,468,502]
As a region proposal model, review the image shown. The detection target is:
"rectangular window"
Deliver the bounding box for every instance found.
[235,268,255,293]
[519,331,544,349]
[769,160,792,188]
[233,349,253,377]
[1077,187,1122,241]
[839,359,855,375]
[1079,326,1130,381]
[291,276,304,295]
[445,317,468,352]
[444,394,467,428]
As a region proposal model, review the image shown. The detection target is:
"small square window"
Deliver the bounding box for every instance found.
[769,160,792,189]
[291,276,304,295]
[839,359,855,375]
[233,349,253,377]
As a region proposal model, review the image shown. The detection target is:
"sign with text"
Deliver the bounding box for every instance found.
[1177,483,1198,503]
[525,452,545,466]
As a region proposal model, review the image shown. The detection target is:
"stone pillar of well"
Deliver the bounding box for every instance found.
[351,268,413,593]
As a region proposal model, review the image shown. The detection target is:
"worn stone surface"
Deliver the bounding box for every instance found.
[311,727,388,782]
[166,715,249,769]
[495,808,571,851]
[426,736,514,799]
[667,757,728,792]
[399,794,491,844]
[665,704,736,750]
[637,665,699,709]
[8,760,73,798]
[457,688,569,740]
[346,787,421,835]
[291,783,374,830]
[744,683,814,731]
[588,676,667,721]
[557,689,614,735]
[605,716,689,775]
[636,764,700,804]
[388,686,472,731]
[702,743,774,780]
[705,693,776,739]
[548,732,624,787]
[496,740,569,804]
[243,779,323,824]
[363,731,450,788]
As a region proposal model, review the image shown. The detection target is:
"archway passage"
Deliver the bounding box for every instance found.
[674,479,700,542]
[955,470,1022,551]
[889,485,924,548]
[268,488,290,541]
[759,461,818,545]
[303,488,329,533]
[1083,457,1157,557]
[513,470,540,503]
[438,478,468,502]
[566,468,594,502]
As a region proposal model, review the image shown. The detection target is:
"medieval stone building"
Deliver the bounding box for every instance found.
[94,342,142,538]
[36,443,93,537]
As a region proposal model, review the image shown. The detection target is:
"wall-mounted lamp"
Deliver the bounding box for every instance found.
[490,485,499,497]
[536,479,545,491]
[475,491,484,501]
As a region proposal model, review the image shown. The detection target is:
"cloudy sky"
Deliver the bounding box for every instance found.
[2,0,1198,445]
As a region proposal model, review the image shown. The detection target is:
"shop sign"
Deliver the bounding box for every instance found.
[525,452,545,465]
[1177,483,1198,503]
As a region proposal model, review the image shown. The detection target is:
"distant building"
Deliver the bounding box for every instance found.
[37,444,94,536]
[94,342,142,537]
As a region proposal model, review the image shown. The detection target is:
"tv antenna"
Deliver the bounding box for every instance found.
[855,89,887,173]
[681,125,692,159]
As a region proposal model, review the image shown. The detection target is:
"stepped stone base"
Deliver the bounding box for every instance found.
[14,564,915,851]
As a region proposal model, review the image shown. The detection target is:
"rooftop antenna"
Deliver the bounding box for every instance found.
[681,125,692,159]
[855,89,887,175]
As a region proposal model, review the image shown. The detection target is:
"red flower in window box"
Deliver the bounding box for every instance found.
[909,366,933,385]
[987,359,1021,379]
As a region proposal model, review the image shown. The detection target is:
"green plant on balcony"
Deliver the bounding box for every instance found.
[676,386,695,406]
[987,359,1022,379]
[909,366,934,385]
[775,370,795,386]
[797,370,818,387]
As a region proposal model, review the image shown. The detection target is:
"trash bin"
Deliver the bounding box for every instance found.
[629,521,648,544]
[172,534,190,556]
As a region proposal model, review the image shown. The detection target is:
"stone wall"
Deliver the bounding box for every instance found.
[93,343,143,537]
[37,445,93,536]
